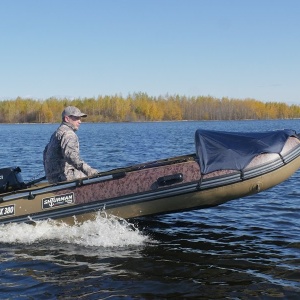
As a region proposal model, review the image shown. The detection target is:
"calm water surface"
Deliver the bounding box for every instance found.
[0,120,299,299]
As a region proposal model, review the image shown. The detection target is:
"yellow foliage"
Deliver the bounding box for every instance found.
[0,95,299,123]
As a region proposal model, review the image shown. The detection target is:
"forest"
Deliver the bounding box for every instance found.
[1,93,300,123]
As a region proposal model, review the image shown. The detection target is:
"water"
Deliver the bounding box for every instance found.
[0,120,299,299]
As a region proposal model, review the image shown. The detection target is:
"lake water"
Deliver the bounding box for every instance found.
[0,120,299,299]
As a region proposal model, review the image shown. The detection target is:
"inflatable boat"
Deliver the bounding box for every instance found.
[0,129,300,225]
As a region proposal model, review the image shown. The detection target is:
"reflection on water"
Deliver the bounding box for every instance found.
[0,120,299,298]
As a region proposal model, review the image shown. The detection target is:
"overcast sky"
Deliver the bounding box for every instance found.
[1,0,299,104]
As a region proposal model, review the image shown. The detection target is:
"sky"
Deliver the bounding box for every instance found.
[0,0,299,104]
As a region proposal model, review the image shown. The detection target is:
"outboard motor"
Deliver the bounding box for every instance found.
[0,167,26,193]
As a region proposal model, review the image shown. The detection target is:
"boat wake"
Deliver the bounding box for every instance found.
[0,212,149,247]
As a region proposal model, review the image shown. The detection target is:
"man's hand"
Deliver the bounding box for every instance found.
[87,168,99,176]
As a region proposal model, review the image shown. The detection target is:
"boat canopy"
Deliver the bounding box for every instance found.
[195,129,297,175]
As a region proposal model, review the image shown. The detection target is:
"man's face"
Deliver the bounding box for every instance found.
[65,115,82,130]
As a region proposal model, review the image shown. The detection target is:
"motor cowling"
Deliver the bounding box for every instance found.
[0,167,26,193]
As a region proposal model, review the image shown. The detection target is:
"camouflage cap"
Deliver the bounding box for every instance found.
[62,106,87,118]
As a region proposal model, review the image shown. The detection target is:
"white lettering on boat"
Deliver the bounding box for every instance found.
[0,204,15,217]
[42,192,75,209]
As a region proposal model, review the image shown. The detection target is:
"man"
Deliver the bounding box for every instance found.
[43,106,98,183]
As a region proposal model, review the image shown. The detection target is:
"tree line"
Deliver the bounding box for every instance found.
[1,93,300,123]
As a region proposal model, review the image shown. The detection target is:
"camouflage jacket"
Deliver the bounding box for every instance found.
[43,122,97,183]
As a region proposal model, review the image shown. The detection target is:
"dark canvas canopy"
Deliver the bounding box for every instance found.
[195,129,297,175]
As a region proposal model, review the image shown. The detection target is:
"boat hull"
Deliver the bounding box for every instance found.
[62,153,300,224]
[1,135,300,225]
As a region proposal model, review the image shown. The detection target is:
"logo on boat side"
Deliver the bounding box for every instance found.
[0,204,15,217]
[42,192,75,209]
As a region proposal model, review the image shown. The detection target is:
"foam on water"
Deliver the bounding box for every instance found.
[0,212,148,247]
